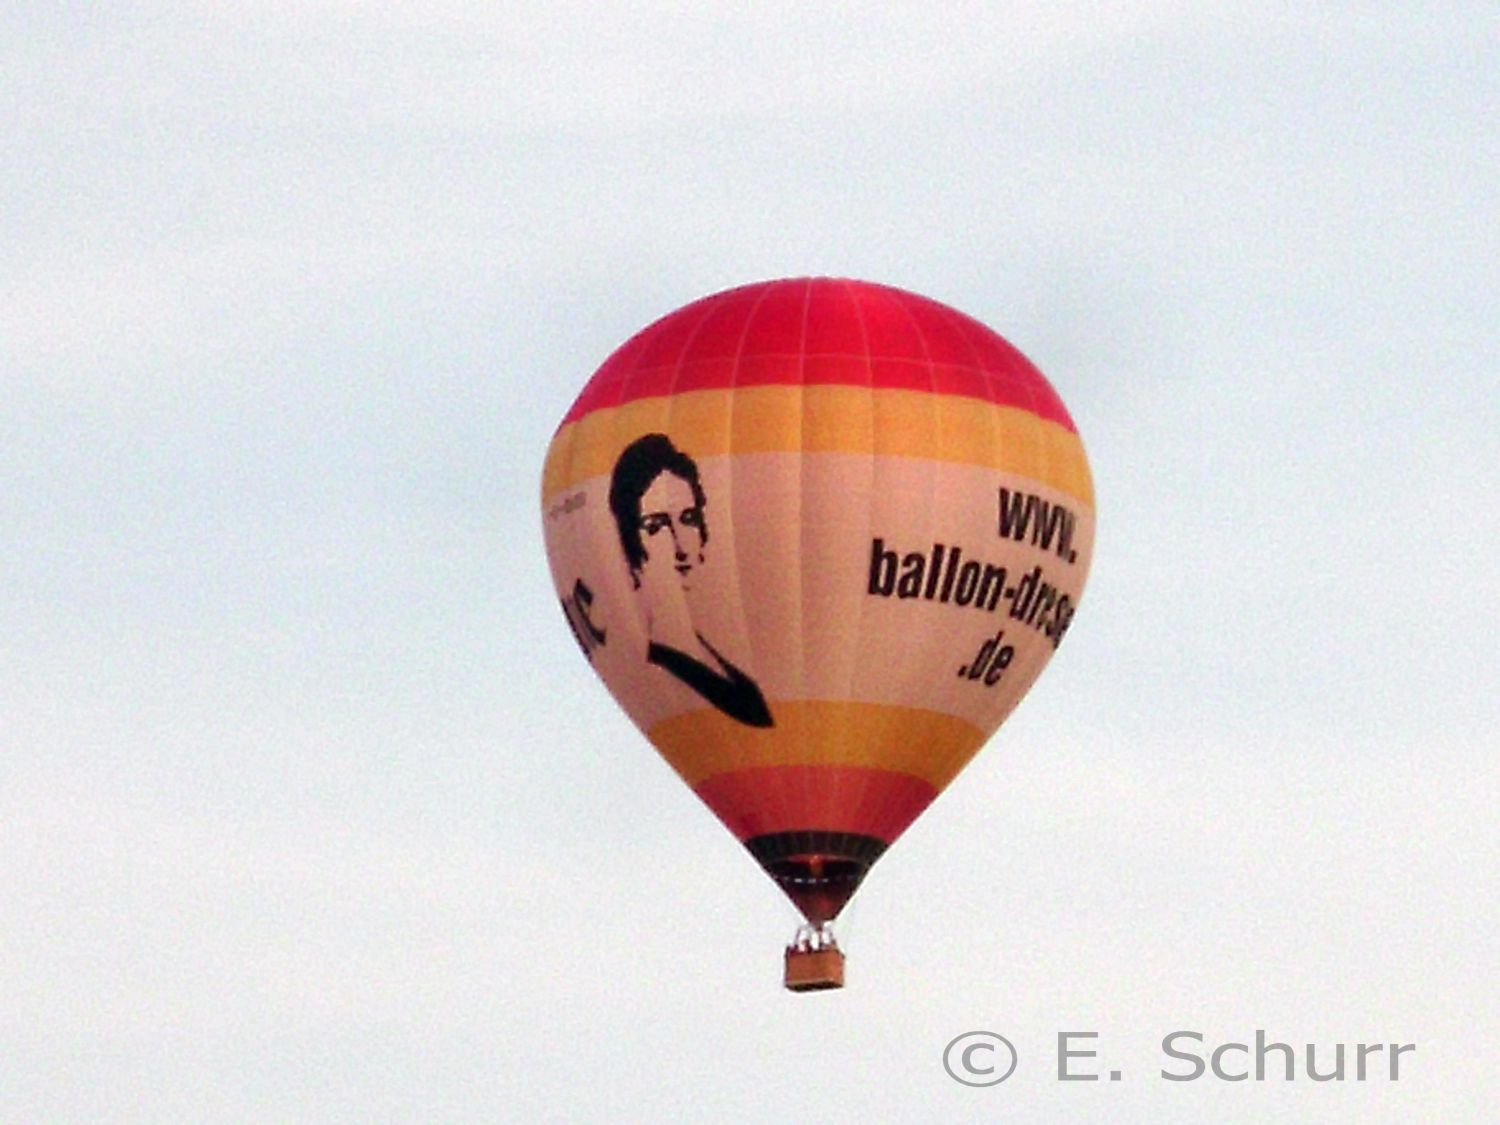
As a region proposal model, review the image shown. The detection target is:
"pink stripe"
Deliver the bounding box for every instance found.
[561,278,1076,431]
[693,765,939,845]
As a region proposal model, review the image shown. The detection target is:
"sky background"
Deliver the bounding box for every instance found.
[4,3,1497,1121]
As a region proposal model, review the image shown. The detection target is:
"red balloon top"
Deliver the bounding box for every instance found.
[561,277,1077,433]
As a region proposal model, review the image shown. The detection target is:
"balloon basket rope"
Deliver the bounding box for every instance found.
[784,923,845,992]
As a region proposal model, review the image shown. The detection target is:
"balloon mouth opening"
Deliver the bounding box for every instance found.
[746,831,887,924]
[767,856,866,924]
[765,855,865,881]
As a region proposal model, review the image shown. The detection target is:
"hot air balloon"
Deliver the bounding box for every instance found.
[541,278,1094,991]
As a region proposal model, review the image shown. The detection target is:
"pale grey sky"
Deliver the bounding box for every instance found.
[3,4,1497,1121]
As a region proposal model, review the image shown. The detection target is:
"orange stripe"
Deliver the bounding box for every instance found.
[693,765,938,843]
[648,700,989,793]
[541,384,1094,506]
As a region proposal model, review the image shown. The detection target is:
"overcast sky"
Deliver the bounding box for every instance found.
[3,4,1497,1121]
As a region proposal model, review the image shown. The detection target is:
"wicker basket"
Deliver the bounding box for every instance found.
[784,946,846,991]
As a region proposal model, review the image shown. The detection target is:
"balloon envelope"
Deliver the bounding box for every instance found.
[542,278,1094,923]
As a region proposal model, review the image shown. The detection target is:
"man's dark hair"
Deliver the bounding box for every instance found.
[608,433,708,573]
